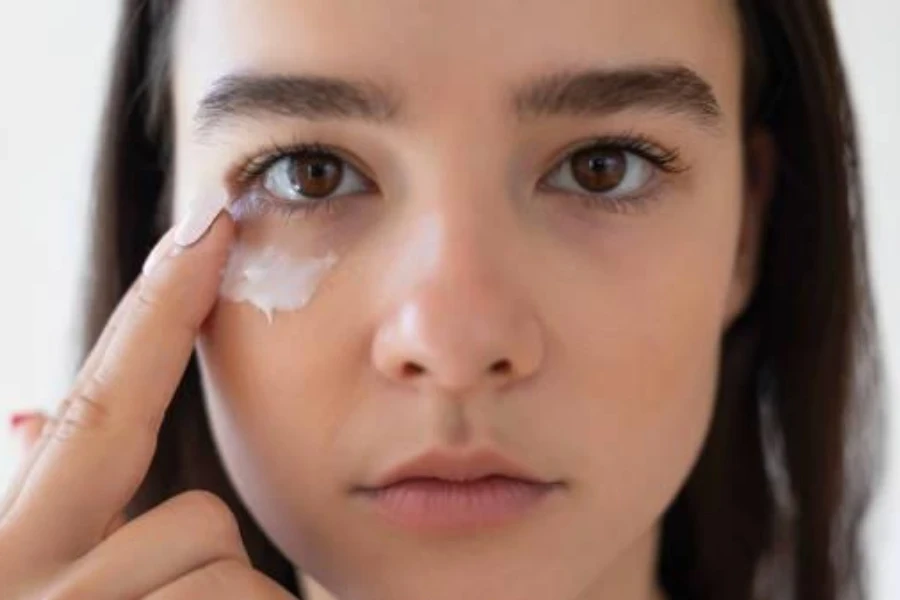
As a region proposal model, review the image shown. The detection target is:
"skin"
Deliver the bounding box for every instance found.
[0,1,773,599]
[173,1,773,599]
[0,218,283,598]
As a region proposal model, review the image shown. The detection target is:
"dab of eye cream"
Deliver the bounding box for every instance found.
[219,242,339,323]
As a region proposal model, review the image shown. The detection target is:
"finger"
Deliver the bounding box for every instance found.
[144,559,296,600]
[0,282,137,524]
[73,223,189,391]
[72,277,142,392]
[8,197,233,559]
[0,266,149,522]
[48,491,250,600]
[58,226,177,418]
[1,415,130,538]
[101,511,129,539]
[0,413,49,520]
[13,412,48,450]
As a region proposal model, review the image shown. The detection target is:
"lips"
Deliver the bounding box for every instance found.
[354,447,558,491]
[351,450,563,532]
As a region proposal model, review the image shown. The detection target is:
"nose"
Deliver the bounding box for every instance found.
[371,220,544,396]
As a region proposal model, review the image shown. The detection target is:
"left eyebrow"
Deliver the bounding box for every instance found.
[193,64,723,139]
[511,65,723,130]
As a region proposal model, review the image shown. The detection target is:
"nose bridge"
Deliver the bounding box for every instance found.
[422,213,514,337]
[426,195,508,293]
[399,125,517,292]
[370,158,543,396]
[413,127,528,316]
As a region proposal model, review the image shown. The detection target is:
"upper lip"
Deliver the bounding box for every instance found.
[357,447,558,491]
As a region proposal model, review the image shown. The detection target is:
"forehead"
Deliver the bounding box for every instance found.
[172,0,742,124]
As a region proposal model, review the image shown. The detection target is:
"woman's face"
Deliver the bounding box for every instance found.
[171,1,770,598]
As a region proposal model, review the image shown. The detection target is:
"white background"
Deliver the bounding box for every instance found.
[0,1,896,597]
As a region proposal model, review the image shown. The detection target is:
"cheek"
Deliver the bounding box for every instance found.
[540,172,742,537]
[559,273,724,500]
[196,294,363,461]
[193,278,371,548]
[196,204,381,437]
[195,293,394,581]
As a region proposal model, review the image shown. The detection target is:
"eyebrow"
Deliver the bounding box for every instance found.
[193,65,722,139]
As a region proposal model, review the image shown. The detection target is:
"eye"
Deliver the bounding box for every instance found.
[262,149,374,205]
[545,146,653,198]
[539,136,684,211]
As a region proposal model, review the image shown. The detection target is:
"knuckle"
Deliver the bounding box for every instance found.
[174,490,244,549]
[134,277,191,333]
[134,271,201,344]
[52,386,114,440]
[134,279,164,316]
[55,377,161,444]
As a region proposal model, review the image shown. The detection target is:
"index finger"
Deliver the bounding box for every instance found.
[6,198,234,559]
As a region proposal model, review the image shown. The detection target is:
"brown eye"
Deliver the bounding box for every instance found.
[544,144,655,200]
[287,154,342,197]
[570,148,627,192]
[262,151,371,204]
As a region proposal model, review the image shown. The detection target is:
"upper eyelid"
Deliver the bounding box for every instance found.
[544,135,684,172]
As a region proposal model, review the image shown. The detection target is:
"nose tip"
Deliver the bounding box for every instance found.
[372,294,543,394]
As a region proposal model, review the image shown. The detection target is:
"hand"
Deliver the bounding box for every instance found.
[0,211,296,599]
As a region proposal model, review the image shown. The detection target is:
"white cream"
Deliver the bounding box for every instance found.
[219,241,339,323]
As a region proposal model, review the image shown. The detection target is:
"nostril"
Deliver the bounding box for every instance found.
[398,359,512,380]
[402,362,426,377]
[490,359,512,374]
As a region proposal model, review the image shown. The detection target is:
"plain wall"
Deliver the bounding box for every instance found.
[0,1,896,597]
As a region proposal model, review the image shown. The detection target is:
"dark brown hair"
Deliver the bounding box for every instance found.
[84,1,883,598]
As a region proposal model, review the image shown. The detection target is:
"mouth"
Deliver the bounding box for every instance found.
[350,447,565,532]
[353,476,563,532]
[354,446,560,490]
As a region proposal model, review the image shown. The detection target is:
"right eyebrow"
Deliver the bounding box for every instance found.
[192,64,723,139]
[193,74,403,138]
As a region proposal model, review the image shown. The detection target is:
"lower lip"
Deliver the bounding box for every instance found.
[355,475,561,532]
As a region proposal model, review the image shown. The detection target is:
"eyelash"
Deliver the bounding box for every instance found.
[234,141,353,219]
[232,134,686,218]
[543,133,686,213]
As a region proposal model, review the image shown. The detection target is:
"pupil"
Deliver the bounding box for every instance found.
[591,156,612,170]
[292,156,342,197]
[573,148,626,192]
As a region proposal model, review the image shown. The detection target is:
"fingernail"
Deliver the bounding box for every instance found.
[9,411,40,431]
[174,191,229,248]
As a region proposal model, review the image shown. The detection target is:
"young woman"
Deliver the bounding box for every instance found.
[0,1,884,599]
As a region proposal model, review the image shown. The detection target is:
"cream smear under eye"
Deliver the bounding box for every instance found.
[218,241,339,323]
